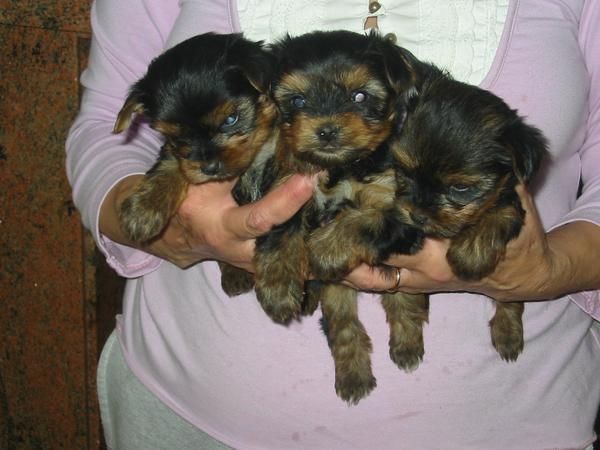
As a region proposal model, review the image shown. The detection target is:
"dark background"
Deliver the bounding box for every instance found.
[1,1,122,448]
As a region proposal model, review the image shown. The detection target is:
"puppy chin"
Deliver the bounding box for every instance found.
[400,206,467,238]
[294,146,370,168]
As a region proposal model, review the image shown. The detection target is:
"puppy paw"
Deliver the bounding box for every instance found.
[307,227,357,280]
[490,323,524,362]
[219,264,255,297]
[255,281,303,324]
[389,342,424,372]
[335,369,377,405]
[382,293,428,372]
[119,193,170,243]
[489,302,524,362]
[327,312,376,404]
[308,242,356,281]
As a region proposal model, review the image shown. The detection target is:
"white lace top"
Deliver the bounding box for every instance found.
[237,0,508,85]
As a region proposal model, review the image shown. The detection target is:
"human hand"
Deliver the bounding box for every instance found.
[147,174,315,269]
[343,185,562,302]
[101,174,315,270]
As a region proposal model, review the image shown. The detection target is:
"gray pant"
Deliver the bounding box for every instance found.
[97,331,234,450]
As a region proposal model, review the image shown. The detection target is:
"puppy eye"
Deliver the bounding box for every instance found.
[219,111,240,131]
[220,112,239,130]
[351,91,368,103]
[448,184,479,203]
[291,95,306,109]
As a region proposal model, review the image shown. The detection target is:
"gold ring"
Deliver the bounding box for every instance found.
[385,267,402,293]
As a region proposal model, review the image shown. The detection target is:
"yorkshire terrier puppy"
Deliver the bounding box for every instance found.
[391,66,547,362]
[305,154,428,351]
[113,32,278,294]
[311,62,548,370]
[304,153,428,403]
[233,30,423,404]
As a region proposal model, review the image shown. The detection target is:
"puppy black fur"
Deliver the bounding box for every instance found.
[316,61,548,365]
[113,32,278,293]
[113,33,277,243]
[234,30,424,404]
[393,65,547,361]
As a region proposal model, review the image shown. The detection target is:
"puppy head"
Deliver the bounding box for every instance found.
[270,30,419,169]
[392,70,548,237]
[113,32,277,180]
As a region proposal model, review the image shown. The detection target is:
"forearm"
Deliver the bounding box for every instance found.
[98,174,217,269]
[346,189,600,303]
[546,221,600,297]
[97,174,191,269]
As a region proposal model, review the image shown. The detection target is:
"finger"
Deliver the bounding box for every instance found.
[512,184,545,242]
[515,184,545,227]
[386,238,449,270]
[343,264,401,292]
[515,184,535,213]
[229,174,315,239]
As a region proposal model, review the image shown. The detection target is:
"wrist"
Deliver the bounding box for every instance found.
[545,221,600,297]
[539,239,571,300]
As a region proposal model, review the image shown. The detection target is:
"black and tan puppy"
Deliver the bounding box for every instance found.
[234,30,423,404]
[392,66,547,361]
[113,33,278,294]
[304,150,428,403]
[310,63,548,369]
[113,33,277,244]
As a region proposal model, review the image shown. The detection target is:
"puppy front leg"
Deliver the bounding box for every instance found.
[446,206,525,361]
[119,159,188,243]
[254,225,307,324]
[447,205,523,281]
[489,301,524,362]
[381,292,429,372]
[321,284,376,404]
[219,263,255,297]
[308,208,383,280]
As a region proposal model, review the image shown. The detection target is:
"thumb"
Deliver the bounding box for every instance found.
[230,174,315,239]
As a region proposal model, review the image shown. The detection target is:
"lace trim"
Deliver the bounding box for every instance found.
[237,0,509,85]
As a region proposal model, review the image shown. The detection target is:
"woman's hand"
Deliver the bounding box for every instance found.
[344,185,588,302]
[100,174,315,270]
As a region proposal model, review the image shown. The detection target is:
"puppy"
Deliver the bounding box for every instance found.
[234,30,422,404]
[113,32,278,294]
[305,152,428,403]
[391,66,547,361]
[311,62,548,371]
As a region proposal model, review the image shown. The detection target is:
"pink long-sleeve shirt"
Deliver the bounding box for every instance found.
[67,0,600,448]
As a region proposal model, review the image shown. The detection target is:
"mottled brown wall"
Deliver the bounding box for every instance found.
[0,1,123,449]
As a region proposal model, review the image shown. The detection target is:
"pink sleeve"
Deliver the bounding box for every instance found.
[557,0,600,319]
[65,0,179,277]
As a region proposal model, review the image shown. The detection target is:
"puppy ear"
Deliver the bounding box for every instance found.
[242,61,274,95]
[501,118,548,183]
[369,34,422,95]
[242,43,275,94]
[114,91,146,134]
[226,35,274,94]
[380,42,425,134]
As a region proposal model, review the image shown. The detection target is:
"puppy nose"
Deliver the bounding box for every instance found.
[201,160,223,176]
[317,125,338,143]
